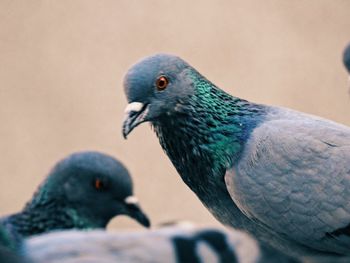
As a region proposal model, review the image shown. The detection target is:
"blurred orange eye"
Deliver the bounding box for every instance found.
[156,76,169,91]
[94,179,105,190]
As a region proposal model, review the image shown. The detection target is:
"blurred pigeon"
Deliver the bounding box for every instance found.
[343,43,350,94]
[26,224,263,263]
[343,43,350,73]
[1,151,150,238]
[122,54,350,261]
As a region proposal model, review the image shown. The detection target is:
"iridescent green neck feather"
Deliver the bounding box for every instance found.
[3,198,100,238]
[2,186,102,237]
[154,69,266,188]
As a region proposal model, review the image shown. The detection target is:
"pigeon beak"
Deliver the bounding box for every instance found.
[124,195,151,228]
[122,102,149,139]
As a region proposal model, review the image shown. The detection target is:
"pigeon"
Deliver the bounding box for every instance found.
[1,151,150,238]
[122,54,350,261]
[25,224,263,263]
[343,43,350,74]
[344,43,350,94]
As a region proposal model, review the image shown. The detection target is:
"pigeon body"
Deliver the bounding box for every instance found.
[1,151,150,238]
[25,225,262,263]
[122,54,350,261]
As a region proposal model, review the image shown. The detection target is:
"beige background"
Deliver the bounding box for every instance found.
[0,0,349,230]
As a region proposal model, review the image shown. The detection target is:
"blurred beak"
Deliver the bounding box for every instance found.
[122,102,149,139]
[124,195,151,228]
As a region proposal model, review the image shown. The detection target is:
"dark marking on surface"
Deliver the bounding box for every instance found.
[326,223,350,237]
[173,236,200,263]
[172,230,238,263]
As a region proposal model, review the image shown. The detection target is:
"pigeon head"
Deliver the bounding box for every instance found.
[27,151,150,229]
[122,54,266,188]
[122,54,200,138]
[343,43,350,74]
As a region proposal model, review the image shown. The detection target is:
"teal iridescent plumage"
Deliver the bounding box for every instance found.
[0,223,23,263]
[0,223,20,252]
[188,69,265,164]
[153,67,266,189]
[1,151,150,238]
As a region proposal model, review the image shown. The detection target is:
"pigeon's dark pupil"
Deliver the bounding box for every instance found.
[156,76,168,90]
[95,179,104,190]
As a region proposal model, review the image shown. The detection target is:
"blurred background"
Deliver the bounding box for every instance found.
[0,0,349,230]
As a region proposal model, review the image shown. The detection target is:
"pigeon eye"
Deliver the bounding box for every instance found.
[94,179,105,191]
[156,76,169,91]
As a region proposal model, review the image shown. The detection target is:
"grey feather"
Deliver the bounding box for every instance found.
[227,107,350,256]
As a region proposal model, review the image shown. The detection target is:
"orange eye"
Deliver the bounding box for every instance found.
[156,76,169,91]
[94,179,105,190]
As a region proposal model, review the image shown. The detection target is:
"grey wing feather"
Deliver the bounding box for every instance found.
[225,108,350,254]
